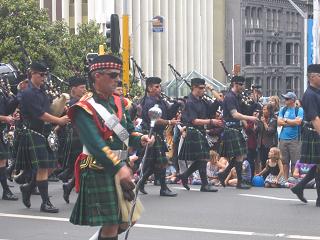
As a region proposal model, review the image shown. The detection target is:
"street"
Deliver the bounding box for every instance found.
[0,182,320,240]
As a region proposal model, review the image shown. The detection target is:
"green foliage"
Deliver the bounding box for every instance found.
[0,0,105,80]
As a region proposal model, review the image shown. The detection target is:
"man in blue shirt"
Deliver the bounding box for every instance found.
[278,91,304,180]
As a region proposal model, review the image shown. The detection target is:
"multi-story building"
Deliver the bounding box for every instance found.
[226,0,311,98]
[38,0,226,85]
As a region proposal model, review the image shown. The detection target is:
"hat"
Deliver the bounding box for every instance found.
[89,54,122,72]
[68,76,87,87]
[251,84,262,89]
[281,91,297,100]
[191,78,205,86]
[231,76,245,84]
[29,61,48,72]
[307,64,320,74]
[146,77,161,86]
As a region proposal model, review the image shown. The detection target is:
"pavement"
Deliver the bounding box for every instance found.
[0,181,320,240]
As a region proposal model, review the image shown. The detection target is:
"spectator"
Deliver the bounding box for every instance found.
[295,99,302,108]
[165,161,177,184]
[225,160,251,187]
[256,104,278,172]
[269,95,280,116]
[256,147,286,188]
[191,170,202,185]
[277,92,304,180]
[206,151,227,185]
[287,160,316,188]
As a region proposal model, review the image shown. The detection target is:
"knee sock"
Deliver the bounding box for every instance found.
[234,161,243,185]
[182,161,201,178]
[198,161,208,186]
[158,169,167,190]
[296,165,317,189]
[0,167,9,191]
[221,158,236,177]
[37,180,49,203]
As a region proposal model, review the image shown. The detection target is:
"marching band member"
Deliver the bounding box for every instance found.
[18,61,70,213]
[178,78,223,192]
[218,76,258,189]
[138,77,178,197]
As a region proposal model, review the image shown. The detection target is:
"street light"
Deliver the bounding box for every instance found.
[288,0,308,91]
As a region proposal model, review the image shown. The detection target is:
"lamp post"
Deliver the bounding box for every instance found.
[288,0,308,91]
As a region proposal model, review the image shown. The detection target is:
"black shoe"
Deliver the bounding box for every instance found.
[20,184,32,208]
[160,188,177,197]
[217,172,227,187]
[2,189,18,201]
[200,185,218,192]
[139,185,148,195]
[40,201,59,213]
[63,183,72,203]
[177,174,190,191]
[291,185,308,203]
[236,182,251,190]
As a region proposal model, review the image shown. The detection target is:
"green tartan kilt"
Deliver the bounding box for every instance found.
[141,133,168,171]
[58,126,81,169]
[178,127,210,161]
[300,127,320,164]
[0,138,10,160]
[220,127,247,158]
[70,168,120,226]
[15,129,56,170]
[0,125,10,159]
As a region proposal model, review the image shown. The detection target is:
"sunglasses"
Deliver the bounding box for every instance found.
[236,83,244,86]
[101,71,122,79]
[197,86,206,89]
[34,72,48,77]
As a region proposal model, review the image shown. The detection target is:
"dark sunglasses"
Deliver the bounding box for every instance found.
[103,72,122,79]
[236,83,244,86]
[34,72,48,77]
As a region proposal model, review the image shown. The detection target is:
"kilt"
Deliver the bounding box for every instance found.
[0,125,10,159]
[142,132,168,171]
[178,127,210,162]
[15,128,56,170]
[70,168,120,226]
[58,126,81,169]
[220,127,247,158]
[300,126,320,164]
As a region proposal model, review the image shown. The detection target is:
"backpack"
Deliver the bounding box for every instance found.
[279,106,301,139]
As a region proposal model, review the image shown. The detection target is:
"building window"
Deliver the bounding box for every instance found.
[267,76,272,96]
[251,7,256,28]
[286,76,293,91]
[255,41,261,65]
[272,42,277,65]
[278,9,282,31]
[245,41,254,65]
[245,7,250,28]
[272,9,277,30]
[267,41,271,65]
[277,42,282,65]
[257,8,262,28]
[286,43,294,65]
[286,11,291,32]
[277,77,282,96]
[267,9,272,30]
[294,43,300,65]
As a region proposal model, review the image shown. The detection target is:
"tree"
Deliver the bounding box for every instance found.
[0,0,105,79]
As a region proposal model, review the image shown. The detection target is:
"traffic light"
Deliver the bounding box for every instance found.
[106,14,120,54]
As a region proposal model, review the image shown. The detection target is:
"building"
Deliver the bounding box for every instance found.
[39,0,226,85]
[226,0,311,98]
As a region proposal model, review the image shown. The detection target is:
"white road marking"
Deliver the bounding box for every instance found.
[0,213,320,239]
[240,193,316,202]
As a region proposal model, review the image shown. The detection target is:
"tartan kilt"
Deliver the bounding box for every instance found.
[141,133,168,171]
[178,127,210,162]
[15,128,56,170]
[0,125,10,159]
[70,168,120,226]
[300,127,320,164]
[220,127,247,158]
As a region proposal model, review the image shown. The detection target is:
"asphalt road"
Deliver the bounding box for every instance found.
[0,182,320,240]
